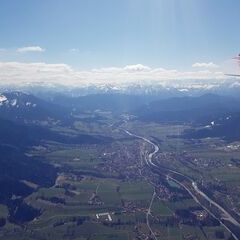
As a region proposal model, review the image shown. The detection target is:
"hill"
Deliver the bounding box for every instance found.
[136,94,240,124]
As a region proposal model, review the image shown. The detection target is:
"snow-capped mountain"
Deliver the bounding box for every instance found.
[0,92,69,123]
[1,78,240,100]
[0,92,37,108]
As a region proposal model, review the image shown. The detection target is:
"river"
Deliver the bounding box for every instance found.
[124,129,240,240]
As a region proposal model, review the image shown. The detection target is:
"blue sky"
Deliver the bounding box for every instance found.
[0,0,239,86]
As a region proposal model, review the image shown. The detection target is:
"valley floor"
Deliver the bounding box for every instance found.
[1,112,240,240]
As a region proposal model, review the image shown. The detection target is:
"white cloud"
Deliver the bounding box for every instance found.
[0,61,228,90]
[17,46,45,53]
[192,62,219,69]
[124,64,151,72]
[69,48,79,53]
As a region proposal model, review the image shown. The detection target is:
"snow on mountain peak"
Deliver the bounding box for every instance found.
[11,99,17,106]
[0,95,7,105]
[0,94,7,102]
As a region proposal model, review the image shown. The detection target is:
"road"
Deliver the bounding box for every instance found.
[146,191,158,240]
[124,129,240,240]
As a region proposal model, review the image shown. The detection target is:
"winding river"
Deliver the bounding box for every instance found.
[124,129,240,240]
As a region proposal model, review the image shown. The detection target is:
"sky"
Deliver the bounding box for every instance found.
[0,0,240,86]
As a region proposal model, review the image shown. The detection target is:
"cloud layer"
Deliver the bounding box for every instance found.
[0,61,228,89]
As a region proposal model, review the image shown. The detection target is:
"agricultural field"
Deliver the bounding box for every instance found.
[0,115,239,240]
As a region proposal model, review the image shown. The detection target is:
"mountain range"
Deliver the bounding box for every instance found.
[1,89,240,223]
[1,78,240,99]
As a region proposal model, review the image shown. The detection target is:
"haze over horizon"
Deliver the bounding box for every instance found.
[0,0,240,87]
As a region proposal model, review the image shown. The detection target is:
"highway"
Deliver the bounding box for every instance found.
[124,129,240,240]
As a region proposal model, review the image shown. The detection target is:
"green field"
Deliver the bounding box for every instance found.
[0,117,237,240]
